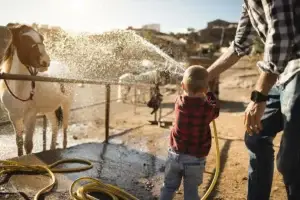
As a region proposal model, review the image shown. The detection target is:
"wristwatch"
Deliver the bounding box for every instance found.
[250,90,269,103]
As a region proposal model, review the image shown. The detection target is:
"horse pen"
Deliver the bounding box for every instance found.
[0,72,178,200]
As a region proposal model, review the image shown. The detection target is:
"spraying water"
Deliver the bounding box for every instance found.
[0,27,188,157]
[40,28,186,82]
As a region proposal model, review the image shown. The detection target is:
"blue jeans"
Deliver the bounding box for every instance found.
[245,73,300,200]
[159,149,206,200]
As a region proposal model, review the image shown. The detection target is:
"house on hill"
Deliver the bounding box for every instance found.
[196,19,238,47]
[207,19,238,29]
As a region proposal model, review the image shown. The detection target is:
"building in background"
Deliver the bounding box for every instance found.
[207,19,238,29]
[142,23,160,32]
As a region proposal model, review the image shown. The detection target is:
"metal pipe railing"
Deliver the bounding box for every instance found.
[0,72,164,151]
[0,73,156,87]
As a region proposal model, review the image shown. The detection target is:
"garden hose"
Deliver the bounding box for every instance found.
[0,158,139,200]
[70,177,139,200]
[0,120,219,200]
[201,120,220,200]
[0,158,93,200]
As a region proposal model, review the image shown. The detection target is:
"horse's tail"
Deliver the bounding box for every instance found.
[55,106,63,128]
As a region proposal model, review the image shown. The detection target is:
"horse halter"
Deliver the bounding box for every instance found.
[3,65,37,102]
[3,42,43,102]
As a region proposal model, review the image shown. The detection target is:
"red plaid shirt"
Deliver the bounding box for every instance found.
[170,92,220,158]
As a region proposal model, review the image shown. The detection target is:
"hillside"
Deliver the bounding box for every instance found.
[0,19,239,64]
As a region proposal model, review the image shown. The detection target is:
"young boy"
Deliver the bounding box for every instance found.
[159,65,220,200]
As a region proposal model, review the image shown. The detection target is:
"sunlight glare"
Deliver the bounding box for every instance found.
[70,0,85,13]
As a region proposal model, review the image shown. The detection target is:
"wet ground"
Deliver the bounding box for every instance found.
[1,142,163,200]
[0,84,152,159]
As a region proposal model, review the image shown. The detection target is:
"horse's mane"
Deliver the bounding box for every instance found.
[0,38,14,92]
[1,41,14,72]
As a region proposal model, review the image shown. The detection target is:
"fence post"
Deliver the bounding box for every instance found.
[158,104,162,122]
[154,110,157,122]
[134,86,137,114]
[104,84,111,143]
[42,115,47,151]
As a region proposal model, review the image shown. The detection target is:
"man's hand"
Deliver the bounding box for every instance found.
[244,101,266,134]
[244,71,278,135]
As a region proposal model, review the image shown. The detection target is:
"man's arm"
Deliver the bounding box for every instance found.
[255,0,296,95]
[207,47,240,80]
[207,3,256,80]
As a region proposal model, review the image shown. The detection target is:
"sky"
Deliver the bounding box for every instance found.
[0,0,243,34]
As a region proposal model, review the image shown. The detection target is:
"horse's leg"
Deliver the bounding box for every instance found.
[24,112,36,154]
[61,103,71,149]
[10,118,24,156]
[141,88,147,104]
[117,84,123,103]
[46,112,59,150]
[124,86,130,103]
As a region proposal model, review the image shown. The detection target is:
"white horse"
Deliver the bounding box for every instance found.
[0,24,75,156]
[117,69,181,103]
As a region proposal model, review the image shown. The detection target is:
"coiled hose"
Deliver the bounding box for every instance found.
[0,120,220,200]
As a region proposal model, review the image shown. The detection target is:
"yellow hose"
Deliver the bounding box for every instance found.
[201,120,220,200]
[0,158,93,200]
[0,120,220,200]
[70,177,139,200]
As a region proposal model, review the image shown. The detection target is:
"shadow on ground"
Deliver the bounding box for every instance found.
[220,100,246,113]
[204,140,232,200]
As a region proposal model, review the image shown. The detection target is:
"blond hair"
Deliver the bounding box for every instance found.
[182,65,208,93]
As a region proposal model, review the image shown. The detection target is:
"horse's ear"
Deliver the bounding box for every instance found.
[6,23,17,28]
[6,24,29,41]
[7,24,22,35]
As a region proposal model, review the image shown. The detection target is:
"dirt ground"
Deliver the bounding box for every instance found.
[111,56,286,200]
[0,56,287,199]
[68,57,286,199]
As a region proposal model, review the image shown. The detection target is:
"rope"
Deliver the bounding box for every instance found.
[0,120,220,200]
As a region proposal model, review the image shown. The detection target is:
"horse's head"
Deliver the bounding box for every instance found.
[7,23,50,72]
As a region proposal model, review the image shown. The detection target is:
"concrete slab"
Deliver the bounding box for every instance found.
[0,142,164,200]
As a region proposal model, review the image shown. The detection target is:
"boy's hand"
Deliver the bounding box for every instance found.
[206,92,217,103]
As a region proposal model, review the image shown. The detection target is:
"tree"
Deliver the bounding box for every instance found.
[141,30,153,41]
[187,27,196,33]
